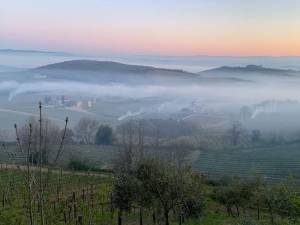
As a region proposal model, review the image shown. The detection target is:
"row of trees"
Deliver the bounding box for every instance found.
[112,158,300,225]
[15,115,291,153]
[225,121,297,147]
[213,175,300,225]
[42,117,196,146]
[18,117,113,147]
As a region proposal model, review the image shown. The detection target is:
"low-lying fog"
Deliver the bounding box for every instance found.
[1,50,300,133]
[0,79,299,107]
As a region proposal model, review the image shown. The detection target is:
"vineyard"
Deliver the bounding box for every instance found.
[0,167,113,225]
[194,142,300,181]
[2,164,300,225]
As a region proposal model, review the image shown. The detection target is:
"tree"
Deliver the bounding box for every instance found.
[262,186,278,225]
[75,118,99,144]
[214,177,254,218]
[134,169,154,225]
[251,130,261,143]
[63,128,75,144]
[179,171,205,222]
[112,135,205,225]
[95,125,113,145]
[135,157,203,225]
[240,106,252,120]
[274,178,300,223]
[251,174,265,220]
[18,116,64,164]
[214,184,236,217]
[0,129,11,143]
[112,173,136,225]
[136,157,178,225]
[228,121,243,146]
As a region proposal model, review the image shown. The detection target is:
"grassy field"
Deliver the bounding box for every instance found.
[0,144,119,170]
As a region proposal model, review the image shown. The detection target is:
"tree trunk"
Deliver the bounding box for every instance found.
[164,210,169,225]
[139,207,143,225]
[257,202,260,220]
[235,204,240,217]
[266,203,274,225]
[226,206,230,216]
[110,193,114,219]
[227,205,233,217]
[269,208,274,225]
[179,214,182,225]
[152,211,156,225]
[118,210,122,225]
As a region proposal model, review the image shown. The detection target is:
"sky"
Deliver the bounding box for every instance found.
[1,0,300,56]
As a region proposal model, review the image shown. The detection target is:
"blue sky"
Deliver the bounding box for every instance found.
[1,0,300,55]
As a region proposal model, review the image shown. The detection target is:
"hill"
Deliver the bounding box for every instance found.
[200,65,298,75]
[30,60,200,85]
[0,49,73,56]
[36,60,192,75]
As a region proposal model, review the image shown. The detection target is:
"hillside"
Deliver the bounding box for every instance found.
[36,60,192,75]
[200,65,298,75]
[29,60,201,85]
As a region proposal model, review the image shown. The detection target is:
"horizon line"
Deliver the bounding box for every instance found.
[1,48,300,58]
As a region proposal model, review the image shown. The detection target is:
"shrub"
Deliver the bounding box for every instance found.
[67,159,91,171]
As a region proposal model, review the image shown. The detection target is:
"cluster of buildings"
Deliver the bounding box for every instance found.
[43,95,94,110]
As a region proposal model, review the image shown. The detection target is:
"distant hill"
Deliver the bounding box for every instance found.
[30,60,269,85]
[200,65,298,75]
[35,60,192,75]
[0,49,73,56]
[29,60,200,85]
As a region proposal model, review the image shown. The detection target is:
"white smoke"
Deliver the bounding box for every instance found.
[0,81,19,93]
[6,81,180,101]
[250,100,299,119]
[251,104,278,119]
[1,80,235,102]
[118,109,144,121]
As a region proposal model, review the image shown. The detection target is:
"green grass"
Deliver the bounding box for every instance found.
[0,144,119,170]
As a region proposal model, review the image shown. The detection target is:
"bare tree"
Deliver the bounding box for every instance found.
[114,120,136,173]
[0,129,12,143]
[167,138,195,168]
[75,118,99,144]
[18,116,66,164]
